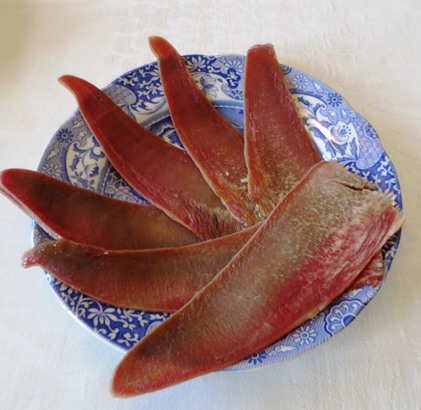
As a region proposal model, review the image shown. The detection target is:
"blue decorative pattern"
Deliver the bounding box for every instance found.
[35,54,402,371]
[324,299,366,336]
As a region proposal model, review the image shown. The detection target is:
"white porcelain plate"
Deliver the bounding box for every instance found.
[34,54,402,370]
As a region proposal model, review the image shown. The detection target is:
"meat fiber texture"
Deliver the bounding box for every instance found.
[111,162,404,396]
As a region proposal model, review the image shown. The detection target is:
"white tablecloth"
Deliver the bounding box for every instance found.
[1,1,419,408]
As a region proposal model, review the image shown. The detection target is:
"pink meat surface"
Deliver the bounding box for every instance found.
[0,168,199,249]
[149,36,260,226]
[111,161,404,396]
[244,44,322,217]
[59,75,242,240]
[22,226,257,312]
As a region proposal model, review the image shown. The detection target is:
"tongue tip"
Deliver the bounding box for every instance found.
[0,168,20,188]
[149,36,177,59]
[21,240,55,269]
[110,366,139,398]
[58,74,75,87]
[21,248,37,269]
[58,75,93,101]
[0,169,28,207]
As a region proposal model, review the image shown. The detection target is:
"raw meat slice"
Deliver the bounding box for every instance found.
[243,44,386,290]
[0,168,199,250]
[22,227,257,312]
[59,75,242,240]
[349,251,385,290]
[149,36,260,226]
[244,44,322,217]
[111,161,404,396]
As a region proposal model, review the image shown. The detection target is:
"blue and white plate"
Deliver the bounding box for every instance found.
[34,54,402,370]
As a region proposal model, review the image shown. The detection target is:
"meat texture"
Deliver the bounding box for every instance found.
[59,75,242,240]
[22,227,257,312]
[111,161,404,396]
[149,36,260,226]
[244,44,322,217]
[0,168,199,249]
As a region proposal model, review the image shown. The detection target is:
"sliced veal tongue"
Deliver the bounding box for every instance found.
[111,161,404,396]
[0,168,199,249]
[244,43,322,217]
[59,75,243,240]
[150,36,261,226]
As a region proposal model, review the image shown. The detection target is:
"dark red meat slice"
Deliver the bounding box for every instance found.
[0,168,199,249]
[149,36,260,226]
[59,75,242,240]
[244,44,322,217]
[22,227,257,312]
[349,251,385,290]
[243,44,386,289]
[111,161,404,396]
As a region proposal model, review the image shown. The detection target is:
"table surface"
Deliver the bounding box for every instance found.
[1,1,420,409]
